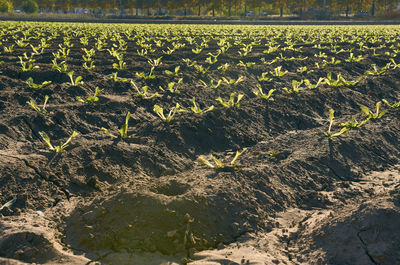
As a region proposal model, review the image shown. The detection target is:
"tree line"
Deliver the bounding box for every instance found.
[8,0,400,16]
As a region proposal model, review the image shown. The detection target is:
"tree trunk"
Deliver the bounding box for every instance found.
[198,2,201,16]
[371,0,375,16]
[346,5,349,17]
[228,0,231,16]
[280,6,283,17]
[244,0,247,15]
[212,0,215,16]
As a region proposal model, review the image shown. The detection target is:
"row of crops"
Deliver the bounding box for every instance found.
[1,22,400,168]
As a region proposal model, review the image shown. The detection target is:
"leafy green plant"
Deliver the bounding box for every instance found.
[27,95,49,114]
[118,112,132,138]
[360,101,387,124]
[324,109,349,139]
[345,53,363,62]
[283,80,304,94]
[164,66,181,77]
[190,97,214,114]
[382,99,400,108]
[200,79,222,89]
[271,66,288,77]
[39,131,79,152]
[253,85,276,100]
[136,67,156,80]
[221,76,244,85]
[157,78,182,93]
[153,103,186,122]
[109,72,128,82]
[216,92,244,108]
[65,71,84,87]
[196,148,247,171]
[26,77,51,90]
[365,64,386,76]
[131,81,158,99]
[76,87,104,104]
[52,59,68,73]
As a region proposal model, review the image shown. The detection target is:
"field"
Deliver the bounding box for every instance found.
[0,22,400,264]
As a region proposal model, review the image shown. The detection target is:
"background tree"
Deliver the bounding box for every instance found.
[22,0,38,13]
[0,0,13,12]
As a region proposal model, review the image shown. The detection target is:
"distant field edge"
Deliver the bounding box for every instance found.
[1,16,400,25]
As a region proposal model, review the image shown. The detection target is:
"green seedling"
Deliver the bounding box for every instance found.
[324,109,349,139]
[382,99,400,108]
[200,79,222,89]
[136,67,156,80]
[345,53,363,62]
[109,72,128,82]
[192,47,203,54]
[159,78,183,94]
[365,64,386,76]
[27,96,49,114]
[26,77,52,90]
[283,80,304,94]
[39,131,79,152]
[65,71,84,87]
[76,87,104,104]
[253,85,276,100]
[131,81,158,99]
[196,148,247,171]
[164,66,181,77]
[101,128,116,138]
[216,93,244,108]
[153,103,186,123]
[271,66,288,77]
[118,112,132,138]
[358,101,387,127]
[190,97,214,114]
[221,76,244,85]
[52,59,68,73]
[338,117,362,128]
[258,72,273,82]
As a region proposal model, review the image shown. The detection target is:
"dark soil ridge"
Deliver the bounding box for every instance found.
[0,22,399,264]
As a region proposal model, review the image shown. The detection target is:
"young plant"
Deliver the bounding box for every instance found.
[131,81,158,99]
[65,71,84,87]
[324,109,349,139]
[216,92,244,108]
[271,66,288,77]
[136,67,156,80]
[196,148,247,171]
[200,79,222,89]
[159,78,183,94]
[360,101,387,122]
[253,85,276,101]
[153,103,186,123]
[365,64,386,76]
[52,59,68,73]
[76,87,104,104]
[190,97,214,114]
[26,77,52,90]
[345,53,363,62]
[382,99,400,108]
[283,80,304,94]
[221,76,244,85]
[27,96,49,114]
[109,72,128,82]
[118,112,132,138]
[39,131,79,152]
[258,72,273,82]
[164,66,181,77]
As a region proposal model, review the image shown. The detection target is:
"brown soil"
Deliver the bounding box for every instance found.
[0,22,399,264]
